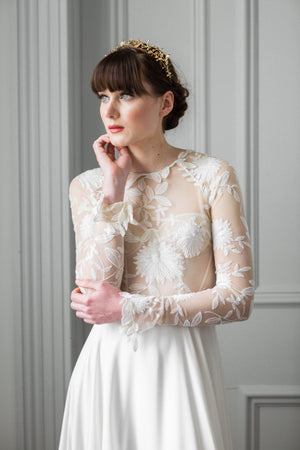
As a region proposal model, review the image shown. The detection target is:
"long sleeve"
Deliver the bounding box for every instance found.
[69,170,136,294]
[119,162,254,351]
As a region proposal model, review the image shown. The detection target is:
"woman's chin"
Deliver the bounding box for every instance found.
[109,136,130,148]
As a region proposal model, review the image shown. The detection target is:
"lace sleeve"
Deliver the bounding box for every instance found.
[69,174,136,294]
[119,164,254,351]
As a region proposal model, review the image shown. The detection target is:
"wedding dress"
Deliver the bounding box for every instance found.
[59,150,254,450]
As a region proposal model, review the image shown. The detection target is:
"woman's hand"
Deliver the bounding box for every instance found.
[70,279,123,325]
[93,134,132,204]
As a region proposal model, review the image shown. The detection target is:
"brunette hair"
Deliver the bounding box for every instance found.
[91,44,189,131]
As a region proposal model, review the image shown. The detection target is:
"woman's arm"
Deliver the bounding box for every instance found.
[70,135,133,293]
[120,165,254,349]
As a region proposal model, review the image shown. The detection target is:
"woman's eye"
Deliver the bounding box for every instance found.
[120,93,134,100]
[97,94,108,102]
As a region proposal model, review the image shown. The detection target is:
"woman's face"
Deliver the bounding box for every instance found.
[98,86,165,147]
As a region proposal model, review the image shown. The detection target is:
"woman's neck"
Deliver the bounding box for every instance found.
[128,136,181,173]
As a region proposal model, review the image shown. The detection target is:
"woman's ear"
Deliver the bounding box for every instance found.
[160,91,174,118]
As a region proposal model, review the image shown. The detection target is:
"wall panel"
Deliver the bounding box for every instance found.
[257,0,300,300]
[0,2,19,448]
[127,0,200,151]
[11,0,80,447]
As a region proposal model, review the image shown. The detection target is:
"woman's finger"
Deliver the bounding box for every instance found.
[70,301,87,313]
[75,311,90,320]
[93,135,115,169]
[92,134,110,152]
[71,288,89,304]
[75,279,104,291]
[106,142,116,161]
[116,147,132,171]
[83,318,95,324]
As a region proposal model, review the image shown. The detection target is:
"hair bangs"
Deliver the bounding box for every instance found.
[91,49,148,96]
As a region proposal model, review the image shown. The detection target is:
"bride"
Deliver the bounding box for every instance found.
[59,39,254,450]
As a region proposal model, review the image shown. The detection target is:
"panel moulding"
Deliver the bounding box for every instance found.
[237,385,300,450]
[110,0,129,48]
[16,0,75,448]
[247,0,259,293]
[248,0,299,308]
[193,0,210,155]
[254,286,300,305]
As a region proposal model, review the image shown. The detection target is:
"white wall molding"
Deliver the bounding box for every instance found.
[110,0,129,48]
[1,1,22,447]
[247,0,259,292]
[254,286,300,305]
[193,0,210,155]
[16,0,78,447]
[245,0,300,309]
[237,385,300,450]
[235,0,249,206]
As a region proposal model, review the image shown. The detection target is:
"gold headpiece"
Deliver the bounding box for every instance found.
[108,39,172,79]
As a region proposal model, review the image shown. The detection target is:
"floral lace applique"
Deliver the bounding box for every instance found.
[134,239,185,284]
[174,215,211,258]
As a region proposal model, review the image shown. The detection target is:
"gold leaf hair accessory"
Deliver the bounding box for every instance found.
[108,39,172,79]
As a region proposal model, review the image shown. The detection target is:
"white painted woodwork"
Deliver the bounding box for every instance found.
[1,0,81,448]
[1,3,19,449]
[14,0,78,447]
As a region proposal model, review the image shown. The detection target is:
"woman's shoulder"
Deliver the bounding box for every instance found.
[70,167,104,194]
[178,150,235,180]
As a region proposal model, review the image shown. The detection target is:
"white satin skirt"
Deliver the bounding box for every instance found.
[59,324,233,450]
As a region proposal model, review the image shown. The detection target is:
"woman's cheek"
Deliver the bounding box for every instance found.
[130,109,156,132]
[126,108,142,123]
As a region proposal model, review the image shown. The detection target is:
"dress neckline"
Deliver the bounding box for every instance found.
[128,150,188,177]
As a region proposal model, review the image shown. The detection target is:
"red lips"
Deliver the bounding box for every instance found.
[108,125,124,133]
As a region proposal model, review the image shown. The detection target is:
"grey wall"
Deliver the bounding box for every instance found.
[81,0,110,172]
[1,3,19,448]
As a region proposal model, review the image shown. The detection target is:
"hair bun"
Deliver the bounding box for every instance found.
[163,71,189,130]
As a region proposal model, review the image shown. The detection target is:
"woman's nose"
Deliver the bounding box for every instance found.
[105,100,119,118]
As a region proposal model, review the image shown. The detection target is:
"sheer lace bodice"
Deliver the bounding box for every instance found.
[69,150,254,351]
